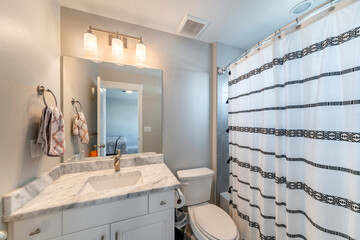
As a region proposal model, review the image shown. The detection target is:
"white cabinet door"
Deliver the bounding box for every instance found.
[51,225,110,240]
[111,209,174,240]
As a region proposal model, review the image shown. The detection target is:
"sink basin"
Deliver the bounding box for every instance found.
[79,171,143,194]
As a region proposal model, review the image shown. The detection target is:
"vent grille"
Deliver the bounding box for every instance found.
[177,15,210,38]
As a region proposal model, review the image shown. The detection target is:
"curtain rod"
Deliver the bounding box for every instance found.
[222,0,342,73]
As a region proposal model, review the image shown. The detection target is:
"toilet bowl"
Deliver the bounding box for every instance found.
[188,203,239,240]
[177,167,239,240]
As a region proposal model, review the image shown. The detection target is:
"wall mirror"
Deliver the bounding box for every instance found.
[61,56,162,162]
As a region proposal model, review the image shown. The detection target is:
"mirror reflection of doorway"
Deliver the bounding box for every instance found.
[97,77,143,156]
[106,89,139,155]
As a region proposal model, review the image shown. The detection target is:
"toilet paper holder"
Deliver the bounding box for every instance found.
[174,188,186,209]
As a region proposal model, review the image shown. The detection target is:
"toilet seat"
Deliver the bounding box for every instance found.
[188,203,238,240]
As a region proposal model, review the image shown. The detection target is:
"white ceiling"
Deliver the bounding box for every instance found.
[58,0,328,49]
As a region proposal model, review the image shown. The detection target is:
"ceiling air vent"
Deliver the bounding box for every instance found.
[177,14,210,39]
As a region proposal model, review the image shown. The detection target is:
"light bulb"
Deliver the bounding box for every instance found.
[136,40,146,60]
[84,32,97,53]
[112,37,124,58]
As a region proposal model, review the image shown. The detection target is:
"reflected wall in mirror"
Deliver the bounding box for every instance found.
[62,56,162,162]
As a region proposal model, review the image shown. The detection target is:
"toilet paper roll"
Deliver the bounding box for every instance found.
[174,188,186,208]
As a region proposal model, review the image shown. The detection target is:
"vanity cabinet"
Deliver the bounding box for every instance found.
[8,191,174,240]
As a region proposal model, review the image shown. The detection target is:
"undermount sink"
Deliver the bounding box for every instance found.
[79,171,143,194]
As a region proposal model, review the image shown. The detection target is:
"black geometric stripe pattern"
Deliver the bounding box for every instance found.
[229,172,276,200]
[230,206,276,240]
[228,142,360,175]
[228,99,360,114]
[229,186,356,240]
[228,157,360,213]
[228,66,360,102]
[228,126,360,143]
[228,26,360,86]
[231,205,309,240]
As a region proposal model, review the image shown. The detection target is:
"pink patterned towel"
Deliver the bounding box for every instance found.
[37,107,65,157]
[72,112,89,144]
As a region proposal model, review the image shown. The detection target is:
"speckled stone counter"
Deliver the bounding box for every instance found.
[2,153,180,222]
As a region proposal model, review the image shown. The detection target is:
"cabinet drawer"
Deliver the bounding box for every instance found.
[149,191,174,214]
[9,212,62,240]
[52,224,110,240]
[62,196,148,234]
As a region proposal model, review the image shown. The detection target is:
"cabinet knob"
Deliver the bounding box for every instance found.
[101,235,105,240]
[115,232,119,240]
[29,228,41,236]
[160,200,166,205]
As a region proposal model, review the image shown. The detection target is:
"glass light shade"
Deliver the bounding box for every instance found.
[136,42,146,60]
[84,32,97,52]
[112,37,124,58]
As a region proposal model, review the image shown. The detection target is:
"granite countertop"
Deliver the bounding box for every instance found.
[2,154,180,222]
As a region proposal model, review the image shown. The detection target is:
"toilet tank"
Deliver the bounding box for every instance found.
[177,167,214,206]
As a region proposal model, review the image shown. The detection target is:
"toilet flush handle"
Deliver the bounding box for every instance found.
[181,180,189,185]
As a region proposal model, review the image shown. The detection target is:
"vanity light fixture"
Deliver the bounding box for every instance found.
[84,27,97,53]
[83,25,146,61]
[136,37,146,60]
[112,35,124,58]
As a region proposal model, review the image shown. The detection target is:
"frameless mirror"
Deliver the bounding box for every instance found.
[61,56,162,162]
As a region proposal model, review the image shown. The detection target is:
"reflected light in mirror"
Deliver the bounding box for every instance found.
[123,90,133,94]
[84,32,97,53]
[112,37,124,58]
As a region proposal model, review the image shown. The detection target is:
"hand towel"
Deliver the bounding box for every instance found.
[72,112,89,144]
[37,107,65,157]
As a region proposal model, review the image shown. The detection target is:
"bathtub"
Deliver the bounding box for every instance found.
[220,191,230,214]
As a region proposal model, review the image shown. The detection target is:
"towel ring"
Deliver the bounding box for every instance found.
[71,98,83,114]
[37,85,58,107]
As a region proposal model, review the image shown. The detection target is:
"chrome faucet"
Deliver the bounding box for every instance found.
[113,149,121,172]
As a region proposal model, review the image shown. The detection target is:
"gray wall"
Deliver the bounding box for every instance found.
[106,93,139,147]
[61,7,212,173]
[62,56,98,161]
[0,0,60,231]
[215,43,244,198]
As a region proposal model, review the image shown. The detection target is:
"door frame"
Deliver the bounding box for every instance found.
[103,80,144,153]
[97,76,107,156]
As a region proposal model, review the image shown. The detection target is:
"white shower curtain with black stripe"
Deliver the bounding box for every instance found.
[228,1,360,240]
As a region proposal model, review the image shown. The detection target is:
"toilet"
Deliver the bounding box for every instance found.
[177,167,239,240]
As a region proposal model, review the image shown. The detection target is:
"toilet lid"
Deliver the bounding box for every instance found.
[194,204,238,240]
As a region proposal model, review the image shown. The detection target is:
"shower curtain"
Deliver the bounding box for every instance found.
[228,1,360,240]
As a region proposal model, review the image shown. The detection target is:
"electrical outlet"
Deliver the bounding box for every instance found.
[30,139,40,158]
